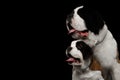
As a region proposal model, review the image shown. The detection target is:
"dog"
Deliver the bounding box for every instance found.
[66,6,120,80]
[66,40,104,80]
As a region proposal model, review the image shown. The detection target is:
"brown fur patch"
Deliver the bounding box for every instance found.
[90,55,120,70]
[118,60,120,63]
[90,57,102,70]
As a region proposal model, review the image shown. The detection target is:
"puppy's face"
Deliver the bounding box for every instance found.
[66,6,104,39]
[66,40,93,69]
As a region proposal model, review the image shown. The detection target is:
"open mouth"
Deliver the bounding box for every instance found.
[68,29,89,39]
[66,57,81,65]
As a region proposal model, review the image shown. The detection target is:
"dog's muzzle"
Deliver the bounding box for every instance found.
[66,47,81,65]
[68,29,89,38]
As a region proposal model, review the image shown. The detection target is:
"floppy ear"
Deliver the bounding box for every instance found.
[77,7,104,34]
[86,11,104,34]
[76,41,93,60]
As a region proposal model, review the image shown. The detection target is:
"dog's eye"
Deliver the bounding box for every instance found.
[76,42,82,50]
[76,44,82,50]
[76,41,85,50]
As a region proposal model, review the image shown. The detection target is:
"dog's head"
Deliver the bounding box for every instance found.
[66,6,104,39]
[66,40,93,69]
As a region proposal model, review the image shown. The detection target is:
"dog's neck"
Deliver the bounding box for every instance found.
[73,66,90,75]
[83,24,108,47]
[95,24,108,45]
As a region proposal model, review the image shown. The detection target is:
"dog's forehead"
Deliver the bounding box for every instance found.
[71,40,80,47]
[71,41,77,47]
[70,6,87,31]
[74,6,84,14]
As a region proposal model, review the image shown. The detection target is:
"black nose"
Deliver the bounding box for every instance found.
[67,47,72,53]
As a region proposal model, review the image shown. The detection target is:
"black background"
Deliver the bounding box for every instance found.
[4,0,120,79]
[11,0,120,79]
[62,0,120,80]
[19,0,120,79]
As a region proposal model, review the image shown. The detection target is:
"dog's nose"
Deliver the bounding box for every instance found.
[67,47,72,53]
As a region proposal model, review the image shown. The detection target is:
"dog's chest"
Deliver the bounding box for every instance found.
[72,70,104,80]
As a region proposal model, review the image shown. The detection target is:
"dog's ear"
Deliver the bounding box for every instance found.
[76,41,93,60]
[77,7,104,34]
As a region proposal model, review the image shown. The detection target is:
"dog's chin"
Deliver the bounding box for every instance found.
[71,33,80,39]
[72,63,89,70]
[72,33,87,40]
[70,63,89,70]
[69,62,82,66]
[66,57,91,70]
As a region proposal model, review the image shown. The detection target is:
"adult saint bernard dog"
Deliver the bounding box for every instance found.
[66,6,120,80]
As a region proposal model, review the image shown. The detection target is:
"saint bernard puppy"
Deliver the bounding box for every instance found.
[66,6,120,80]
[66,40,104,80]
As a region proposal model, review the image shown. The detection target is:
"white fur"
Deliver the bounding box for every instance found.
[72,68,104,80]
[66,6,120,80]
[71,7,87,31]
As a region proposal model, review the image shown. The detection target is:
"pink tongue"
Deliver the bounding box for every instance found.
[68,29,76,34]
[66,58,75,62]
